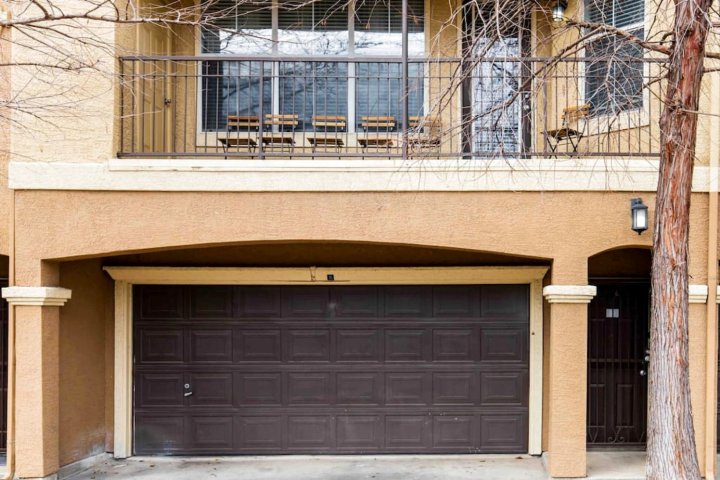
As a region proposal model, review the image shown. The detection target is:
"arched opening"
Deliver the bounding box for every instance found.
[587,247,651,450]
[102,240,550,268]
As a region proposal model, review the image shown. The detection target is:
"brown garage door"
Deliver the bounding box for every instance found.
[133,284,529,455]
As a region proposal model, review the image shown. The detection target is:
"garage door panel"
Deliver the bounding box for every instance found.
[480,285,529,319]
[383,286,433,318]
[187,416,234,451]
[134,284,529,455]
[237,330,282,362]
[433,286,480,317]
[433,328,477,362]
[432,372,477,405]
[286,329,331,362]
[236,416,284,451]
[477,414,528,452]
[336,329,381,362]
[286,372,332,405]
[190,329,233,363]
[385,415,431,449]
[385,372,431,405]
[287,416,333,450]
[479,326,528,363]
[189,286,234,319]
[337,372,382,405]
[138,329,184,364]
[385,329,430,362]
[237,373,282,406]
[433,415,475,449]
[187,373,233,407]
[137,285,185,320]
[336,415,383,450]
[136,373,185,407]
[134,414,185,453]
[479,370,528,406]
[282,287,330,318]
[333,286,380,318]
[238,287,282,318]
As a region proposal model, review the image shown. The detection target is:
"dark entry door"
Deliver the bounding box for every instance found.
[133,284,530,455]
[587,282,649,447]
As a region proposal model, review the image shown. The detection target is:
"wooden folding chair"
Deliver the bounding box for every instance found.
[262,114,299,152]
[358,116,395,153]
[217,115,259,158]
[544,104,590,157]
[308,115,346,153]
[407,116,442,152]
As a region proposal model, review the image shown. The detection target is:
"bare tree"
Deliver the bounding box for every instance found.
[646,0,712,476]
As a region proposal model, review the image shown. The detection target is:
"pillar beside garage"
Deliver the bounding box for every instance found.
[543,283,596,478]
[2,286,71,479]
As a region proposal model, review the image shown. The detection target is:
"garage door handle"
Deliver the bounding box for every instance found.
[184,391,193,397]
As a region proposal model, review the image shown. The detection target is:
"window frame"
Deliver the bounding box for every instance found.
[195,0,428,135]
[580,0,649,133]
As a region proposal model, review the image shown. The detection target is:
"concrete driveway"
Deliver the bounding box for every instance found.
[65,455,549,480]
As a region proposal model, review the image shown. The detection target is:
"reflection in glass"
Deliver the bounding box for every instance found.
[278,0,349,55]
[472,38,521,155]
[278,62,349,130]
[585,30,644,115]
[355,0,425,55]
[201,1,273,54]
[356,63,424,130]
[202,61,272,131]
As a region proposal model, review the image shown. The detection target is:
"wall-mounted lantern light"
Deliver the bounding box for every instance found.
[630,198,648,235]
[552,0,568,22]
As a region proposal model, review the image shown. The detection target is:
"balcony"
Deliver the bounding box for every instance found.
[118,55,663,160]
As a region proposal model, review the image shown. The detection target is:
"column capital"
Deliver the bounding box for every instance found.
[543,285,597,304]
[2,286,72,306]
[688,284,709,304]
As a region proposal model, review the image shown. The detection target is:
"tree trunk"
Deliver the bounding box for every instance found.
[647,0,711,478]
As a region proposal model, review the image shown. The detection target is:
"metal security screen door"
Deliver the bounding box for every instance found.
[466,5,531,158]
[133,284,530,455]
[587,283,649,447]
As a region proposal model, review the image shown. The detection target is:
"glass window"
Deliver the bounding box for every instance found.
[201,0,273,54]
[201,60,272,131]
[584,0,645,114]
[199,0,427,132]
[278,0,350,55]
[355,63,424,130]
[355,0,425,56]
[278,62,349,130]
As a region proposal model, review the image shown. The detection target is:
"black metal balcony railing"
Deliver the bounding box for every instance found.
[118,55,664,160]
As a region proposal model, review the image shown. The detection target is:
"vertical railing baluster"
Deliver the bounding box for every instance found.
[119,60,125,155]
[258,60,265,160]
[401,0,409,160]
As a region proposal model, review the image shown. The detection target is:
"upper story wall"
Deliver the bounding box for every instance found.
[0,22,12,257]
[5,0,720,168]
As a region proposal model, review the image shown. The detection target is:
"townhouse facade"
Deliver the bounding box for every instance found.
[1,0,720,478]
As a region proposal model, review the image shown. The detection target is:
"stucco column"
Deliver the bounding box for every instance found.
[688,285,709,474]
[2,287,72,479]
[543,285,596,478]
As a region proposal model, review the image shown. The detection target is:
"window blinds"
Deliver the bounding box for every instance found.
[585,0,644,27]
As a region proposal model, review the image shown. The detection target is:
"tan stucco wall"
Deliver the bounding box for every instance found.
[4,188,714,477]
[58,259,113,466]
[0,24,11,257]
[12,190,675,285]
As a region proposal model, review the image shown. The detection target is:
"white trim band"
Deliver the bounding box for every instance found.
[543,285,597,304]
[7,159,714,192]
[689,284,709,304]
[1,286,72,306]
[716,285,720,304]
